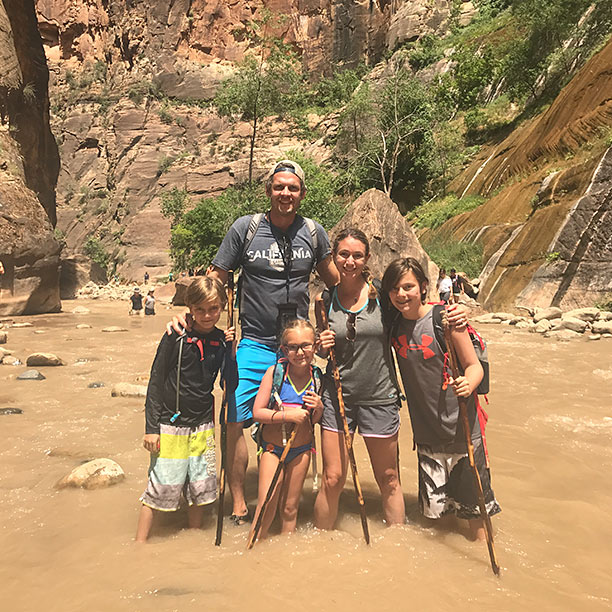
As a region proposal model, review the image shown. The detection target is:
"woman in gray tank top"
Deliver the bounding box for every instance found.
[314,228,405,529]
[381,257,500,541]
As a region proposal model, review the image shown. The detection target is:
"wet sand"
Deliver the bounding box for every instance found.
[1,298,611,611]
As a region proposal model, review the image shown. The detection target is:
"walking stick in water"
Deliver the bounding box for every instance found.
[246,427,299,549]
[215,274,236,546]
[441,310,500,576]
[315,298,370,545]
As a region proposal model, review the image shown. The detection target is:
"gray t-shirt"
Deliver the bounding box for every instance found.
[392,308,480,450]
[212,213,330,346]
[325,287,398,405]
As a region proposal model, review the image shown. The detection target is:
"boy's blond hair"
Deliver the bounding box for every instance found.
[185,276,227,309]
[279,318,316,346]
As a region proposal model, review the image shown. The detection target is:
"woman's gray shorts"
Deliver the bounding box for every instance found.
[320,386,400,438]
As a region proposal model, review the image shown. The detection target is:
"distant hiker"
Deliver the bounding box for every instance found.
[168,271,173,282]
[382,258,500,541]
[437,268,452,304]
[168,159,339,525]
[129,287,143,316]
[450,268,464,300]
[144,271,150,285]
[249,319,323,540]
[314,228,405,529]
[135,277,237,542]
[144,290,156,316]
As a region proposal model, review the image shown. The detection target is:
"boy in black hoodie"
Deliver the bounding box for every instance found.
[136,277,236,541]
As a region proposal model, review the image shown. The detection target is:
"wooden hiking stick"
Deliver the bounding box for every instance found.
[215,274,235,546]
[311,423,319,492]
[441,311,500,576]
[246,427,299,549]
[315,298,370,545]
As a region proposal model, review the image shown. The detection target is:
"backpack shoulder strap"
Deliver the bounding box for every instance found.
[240,212,265,264]
[311,364,323,395]
[321,287,333,316]
[268,359,288,408]
[303,217,318,253]
[431,304,447,352]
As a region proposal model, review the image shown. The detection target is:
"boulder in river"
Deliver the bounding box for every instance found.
[563,307,600,322]
[0,407,23,415]
[71,306,91,315]
[76,323,92,329]
[111,383,147,398]
[0,332,7,344]
[17,369,46,380]
[533,319,552,333]
[102,326,128,333]
[0,347,13,358]
[533,307,563,323]
[88,382,105,388]
[544,329,582,341]
[11,322,33,328]
[56,458,125,490]
[550,317,588,334]
[26,353,65,366]
[2,355,21,366]
[592,320,612,335]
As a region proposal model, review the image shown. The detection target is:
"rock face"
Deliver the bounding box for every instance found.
[329,189,439,301]
[0,0,61,316]
[56,458,125,489]
[428,38,612,312]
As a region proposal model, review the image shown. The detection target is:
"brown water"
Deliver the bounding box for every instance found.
[1,299,611,612]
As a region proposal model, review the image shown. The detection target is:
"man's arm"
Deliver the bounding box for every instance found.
[316,255,340,289]
[206,265,229,284]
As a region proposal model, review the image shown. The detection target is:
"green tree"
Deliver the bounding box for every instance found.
[214,13,301,183]
[160,187,189,228]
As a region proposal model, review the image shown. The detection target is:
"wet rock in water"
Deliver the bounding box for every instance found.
[17,369,46,380]
[102,326,128,333]
[0,347,14,358]
[11,322,33,328]
[533,319,552,333]
[592,320,612,335]
[533,307,562,323]
[33,330,45,334]
[0,407,23,415]
[563,307,600,322]
[76,323,92,329]
[72,306,91,314]
[588,334,601,341]
[0,332,7,344]
[544,329,581,341]
[2,355,22,366]
[515,320,534,330]
[473,313,502,324]
[26,353,65,367]
[111,383,147,398]
[509,316,529,325]
[550,317,588,334]
[56,458,125,490]
[88,381,105,388]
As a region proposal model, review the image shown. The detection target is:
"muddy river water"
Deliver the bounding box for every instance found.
[1,298,611,611]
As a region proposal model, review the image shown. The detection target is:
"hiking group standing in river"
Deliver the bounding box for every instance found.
[136,159,501,568]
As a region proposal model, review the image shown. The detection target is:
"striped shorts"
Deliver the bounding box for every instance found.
[140,422,217,511]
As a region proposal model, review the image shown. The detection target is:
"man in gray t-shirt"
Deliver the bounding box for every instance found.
[207,159,339,523]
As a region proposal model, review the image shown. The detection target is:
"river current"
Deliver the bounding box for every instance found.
[1,298,611,611]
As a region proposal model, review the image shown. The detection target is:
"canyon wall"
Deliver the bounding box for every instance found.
[0,0,61,315]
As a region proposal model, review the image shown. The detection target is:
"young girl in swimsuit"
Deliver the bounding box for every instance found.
[249,319,324,539]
